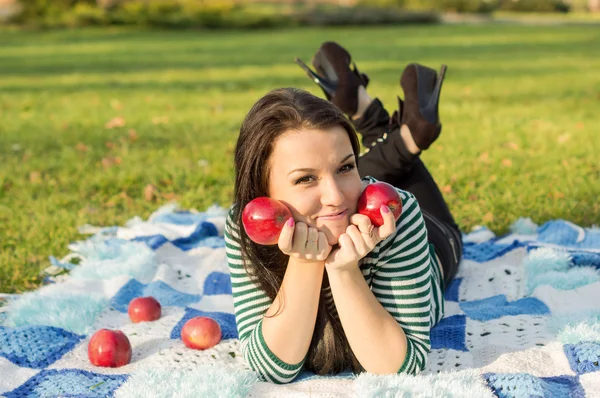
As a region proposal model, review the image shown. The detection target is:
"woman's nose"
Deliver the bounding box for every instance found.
[320,177,345,207]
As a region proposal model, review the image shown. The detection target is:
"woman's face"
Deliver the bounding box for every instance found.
[267,125,362,245]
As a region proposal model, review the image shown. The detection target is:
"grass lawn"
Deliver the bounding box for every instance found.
[1,24,599,293]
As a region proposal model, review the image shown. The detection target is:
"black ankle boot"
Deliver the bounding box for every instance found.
[396,63,448,150]
[295,41,369,116]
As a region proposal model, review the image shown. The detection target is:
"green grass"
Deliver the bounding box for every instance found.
[492,11,600,22]
[1,25,599,293]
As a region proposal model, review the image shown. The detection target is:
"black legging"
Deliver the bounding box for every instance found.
[353,98,462,289]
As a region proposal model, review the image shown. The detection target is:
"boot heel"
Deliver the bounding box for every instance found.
[294,42,369,116]
[399,63,448,150]
[422,65,447,125]
[295,58,336,98]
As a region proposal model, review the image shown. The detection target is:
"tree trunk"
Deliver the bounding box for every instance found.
[96,0,122,10]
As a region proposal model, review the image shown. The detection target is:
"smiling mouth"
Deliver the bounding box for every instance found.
[318,209,348,220]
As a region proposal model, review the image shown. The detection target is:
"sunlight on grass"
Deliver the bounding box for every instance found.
[1,24,599,293]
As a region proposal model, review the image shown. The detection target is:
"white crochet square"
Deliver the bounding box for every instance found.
[463,227,495,244]
[425,349,474,374]
[0,357,39,395]
[442,301,463,317]
[249,378,354,398]
[189,295,234,314]
[465,315,554,368]
[47,306,188,374]
[495,235,538,245]
[532,282,600,314]
[41,274,132,300]
[579,372,600,398]
[139,338,248,373]
[479,342,576,377]
[117,222,198,241]
[456,257,526,302]
[153,244,229,295]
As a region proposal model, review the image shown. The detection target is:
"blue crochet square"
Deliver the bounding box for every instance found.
[5,369,128,398]
[460,295,550,322]
[564,342,600,374]
[294,369,355,382]
[570,252,600,269]
[463,240,525,263]
[171,221,219,251]
[203,272,232,295]
[132,221,218,251]
[444,277,462,302]
[431,315,467,352]
[110,279,200,313]
[537,220,600,250]
[171,308,238,341]
[151,211,208,225]
[483,372,584,398]
[0,326,84,369]
[132,234,169,250]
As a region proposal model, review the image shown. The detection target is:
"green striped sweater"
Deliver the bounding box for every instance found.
[224,176,445,384]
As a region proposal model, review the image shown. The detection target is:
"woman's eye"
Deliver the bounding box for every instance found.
[295,164,355,185]
[295,176,314,185]
[339,163,356,173]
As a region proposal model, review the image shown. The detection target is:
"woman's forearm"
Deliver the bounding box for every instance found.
[327,265,408,374]
[261,257,325,364]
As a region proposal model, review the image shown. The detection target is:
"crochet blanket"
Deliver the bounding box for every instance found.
[1,204,599,398]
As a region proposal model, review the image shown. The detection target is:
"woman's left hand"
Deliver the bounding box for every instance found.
[325,205,397,273]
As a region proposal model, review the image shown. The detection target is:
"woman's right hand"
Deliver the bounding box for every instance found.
[278,218,332,262]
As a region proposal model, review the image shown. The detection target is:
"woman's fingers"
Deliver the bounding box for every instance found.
[346,224,370,256]
[306,227,318,248]
[316,231,331,260]
[277,219,333,261]
[305,227,319,259]
[292,222,308,253]
[376,205,397,240]
[349,213,372,233]
[277,217,295,254]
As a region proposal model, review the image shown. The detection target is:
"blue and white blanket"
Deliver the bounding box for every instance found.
[1,204,599,397]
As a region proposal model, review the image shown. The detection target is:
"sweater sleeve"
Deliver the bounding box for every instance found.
[370,191,433,375]
[224,207,305,384]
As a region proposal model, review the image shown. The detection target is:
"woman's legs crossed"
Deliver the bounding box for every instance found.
[354,98,462,288]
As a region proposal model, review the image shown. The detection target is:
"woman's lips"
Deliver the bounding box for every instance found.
[318,209,348,221]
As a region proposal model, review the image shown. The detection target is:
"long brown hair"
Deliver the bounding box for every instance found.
[232,87,362,375]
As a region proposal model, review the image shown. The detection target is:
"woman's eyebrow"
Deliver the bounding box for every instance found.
[287,153,354,176]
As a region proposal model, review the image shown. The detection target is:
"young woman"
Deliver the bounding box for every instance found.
[224,42,463,384]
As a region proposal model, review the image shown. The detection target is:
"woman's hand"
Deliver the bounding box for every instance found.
[278,218,332,262]
[325,205,397,272]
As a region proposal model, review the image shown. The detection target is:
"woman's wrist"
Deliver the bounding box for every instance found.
[288,255,326,268]
[325,261,360,277]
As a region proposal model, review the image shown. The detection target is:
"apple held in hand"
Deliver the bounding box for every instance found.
[181,316,222,350]
[242,197,292,245]
[128,296,161,323]
[88,329,132,368]
[357,181,402,227]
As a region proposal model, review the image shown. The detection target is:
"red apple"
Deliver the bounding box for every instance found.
[357,181,402,227]
[242,197,292,245]
[88,329,132,368]
[128,296,161,323]
[181,316,222,350]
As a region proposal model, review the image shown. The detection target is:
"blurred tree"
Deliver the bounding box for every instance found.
[96,0,120,10]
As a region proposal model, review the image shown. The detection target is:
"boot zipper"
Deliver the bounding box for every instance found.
[424,213,459,265]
